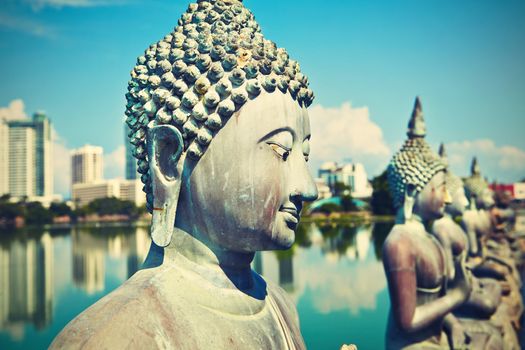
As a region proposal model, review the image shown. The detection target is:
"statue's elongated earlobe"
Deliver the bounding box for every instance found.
[147,125,185,247]
[403,184,416,222]
[469,196,477,211]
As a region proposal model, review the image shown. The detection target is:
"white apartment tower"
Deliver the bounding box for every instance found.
[71,145,103,185]
[1,112,53,199]
[8,123,35,197]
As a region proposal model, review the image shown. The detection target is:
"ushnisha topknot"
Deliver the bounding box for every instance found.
[464,157,490,200]
[124,0,314,212]
[387,97,446,209]
[438,143,463,197]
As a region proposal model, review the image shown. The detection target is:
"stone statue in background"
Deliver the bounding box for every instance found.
[463,157,523,337]
[51,1,318,349]
[462,158,496,258]
[432,144,502,319]
[383,97,473,349]
[432,144,506,348]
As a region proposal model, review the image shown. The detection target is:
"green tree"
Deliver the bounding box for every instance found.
[370,169,395,215]
[317,203,342,215]
[25,202,53,225]
[85,197,143,219]
[49,202,72,217]
[340,194,357,212]
[333,181,351,197]
[0,201,24,221]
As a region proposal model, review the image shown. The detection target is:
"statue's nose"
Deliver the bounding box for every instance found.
[289,154,318,203]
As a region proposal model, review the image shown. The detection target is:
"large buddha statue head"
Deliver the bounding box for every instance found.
[464,157,495,210]
[438,143,469,216]
[124,0,317,254]
[387,97,449,222]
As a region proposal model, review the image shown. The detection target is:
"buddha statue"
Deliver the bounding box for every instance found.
[50,1,319,349]
[463,158,520,281]
[463,158,523,335]
[431,145,511,348]
[463,158,496,254]
[432,144,502,319]
[383,97,503,349]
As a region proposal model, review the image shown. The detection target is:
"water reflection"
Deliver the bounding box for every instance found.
[0,221,392,349]
[0,232,53,339]
[70,227,149,294]
[254,221,393,349]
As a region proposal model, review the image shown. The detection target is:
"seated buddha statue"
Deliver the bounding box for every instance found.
[463,158,523,334]
[463,159,521,280]
[432,145,515,349]
[51,1,319,349]
[432,144,501,319]
[382,97,501,349]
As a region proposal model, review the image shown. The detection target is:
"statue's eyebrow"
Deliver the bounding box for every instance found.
[257,127,295,143]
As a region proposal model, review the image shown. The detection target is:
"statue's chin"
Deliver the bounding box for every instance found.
[270,223,296,250]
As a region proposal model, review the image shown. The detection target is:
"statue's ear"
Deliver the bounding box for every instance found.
[147,125,185,247]
[469,196,477,211]
[403,184,416,221]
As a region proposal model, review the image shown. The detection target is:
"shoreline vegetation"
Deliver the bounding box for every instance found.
[0,195,149,230]
[0,173,398,231]
[0,206,395,233]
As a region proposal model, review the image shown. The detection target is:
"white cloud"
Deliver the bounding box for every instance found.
[0,12,57,38]
[444,139,525,183]
[0,99,28,121]
[104,145,125,180]
[309,103,391,178]
[23,0,128,10]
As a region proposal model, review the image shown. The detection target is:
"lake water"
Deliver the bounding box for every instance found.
[0,221,393,350]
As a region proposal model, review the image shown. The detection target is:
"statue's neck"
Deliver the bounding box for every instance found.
[442,211,453,219]
[396,207,425,225]
[161,227,256,291]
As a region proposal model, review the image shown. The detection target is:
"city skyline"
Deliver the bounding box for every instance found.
[1,0,524,196]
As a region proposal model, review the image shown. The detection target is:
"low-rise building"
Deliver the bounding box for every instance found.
[489,182,525,201]
[314,178,332,199]
[318,161,373,199]
[72,179,145,207]
[513,183,525,201]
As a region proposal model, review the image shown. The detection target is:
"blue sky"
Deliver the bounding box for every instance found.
[1,0,524,195]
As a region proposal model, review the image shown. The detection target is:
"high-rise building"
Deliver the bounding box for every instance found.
[3,112,53,200]
[33,112,53,197]
[124,124,137,180]
[8,121,35,198]
[71,145,103,185]
[0,119,8,196]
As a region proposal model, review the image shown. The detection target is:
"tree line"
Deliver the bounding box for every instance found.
[0,195,147,228]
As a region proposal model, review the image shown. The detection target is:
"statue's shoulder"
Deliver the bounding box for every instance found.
[265,277,306,348]
[382,224,416,263]
[384,224,415,245]
[49,267,190,349]
[266,278,299,323]
[431,217,450,237]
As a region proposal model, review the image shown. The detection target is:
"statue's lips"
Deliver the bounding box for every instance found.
[280,207,299,227]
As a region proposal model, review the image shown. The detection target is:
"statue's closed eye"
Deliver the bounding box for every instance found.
[267,142,290,161]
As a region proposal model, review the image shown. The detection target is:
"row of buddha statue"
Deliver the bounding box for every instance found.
[48,0,523,349]
[383,97,524,349]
